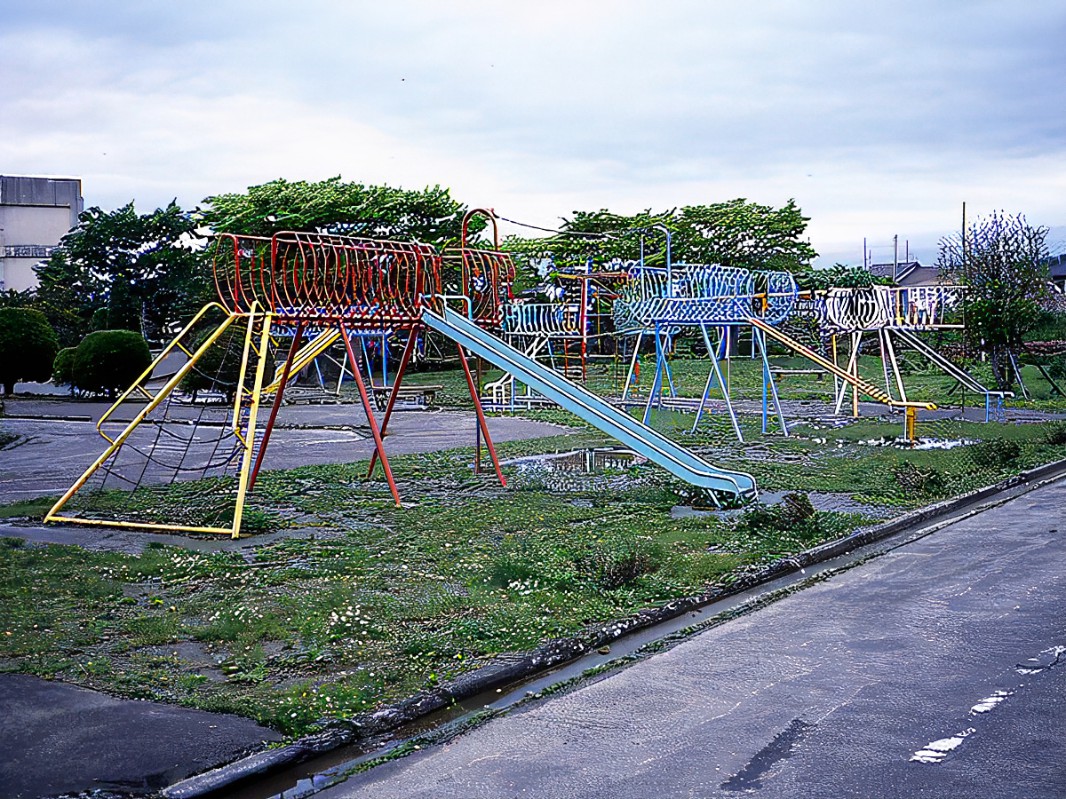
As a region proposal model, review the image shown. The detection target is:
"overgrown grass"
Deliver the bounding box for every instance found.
[1,380,1064,742]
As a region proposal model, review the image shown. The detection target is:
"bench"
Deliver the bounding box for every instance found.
[370,383,443,410]
[769,368,827,382]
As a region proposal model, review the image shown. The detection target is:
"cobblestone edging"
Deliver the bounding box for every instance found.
[163,456,1066,799]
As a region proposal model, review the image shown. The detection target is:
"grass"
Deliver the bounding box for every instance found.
[1,357,1065,742]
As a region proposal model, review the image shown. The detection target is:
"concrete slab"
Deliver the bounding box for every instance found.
[0,674,281,799]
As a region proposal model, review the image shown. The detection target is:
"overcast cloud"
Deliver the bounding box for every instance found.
[3,0,1064,264]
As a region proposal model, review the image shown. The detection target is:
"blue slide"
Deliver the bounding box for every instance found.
[422,307,757,500]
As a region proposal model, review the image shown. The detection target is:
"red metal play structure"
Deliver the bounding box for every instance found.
[46,209,757,538]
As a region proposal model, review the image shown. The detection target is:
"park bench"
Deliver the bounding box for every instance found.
[370,383,443,411]
[769,368,827,382]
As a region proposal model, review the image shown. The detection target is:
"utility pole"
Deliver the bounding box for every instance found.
[961,201,968,278]
[893,234,899,282]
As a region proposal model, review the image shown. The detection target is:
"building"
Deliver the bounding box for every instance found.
[868,261,942,287]
[0,175,84,293]
[1046,254,1066,292]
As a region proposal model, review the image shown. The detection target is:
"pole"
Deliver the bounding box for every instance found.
[893,234,898,282]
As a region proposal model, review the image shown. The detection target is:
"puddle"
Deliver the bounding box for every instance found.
[502,447,647,474]
[857,437,977,450]
[503,448,651,493]
[670,490,896,521]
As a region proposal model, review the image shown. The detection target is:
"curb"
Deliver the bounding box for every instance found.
[163,456,1066,798]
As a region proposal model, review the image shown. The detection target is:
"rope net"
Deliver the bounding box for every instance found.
[51,307,279,534]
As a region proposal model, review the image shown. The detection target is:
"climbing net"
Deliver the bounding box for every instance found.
[49,306,281,533]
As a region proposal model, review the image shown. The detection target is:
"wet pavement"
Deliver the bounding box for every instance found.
[318,475,1066,799]
[0,673,282,799]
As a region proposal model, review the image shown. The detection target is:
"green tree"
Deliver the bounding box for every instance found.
[672,199,817,272]
[52,347,77,394]
[938,211,1051,390]
[501,199,817,281]
[38,201,212,342]
[72,330,152,399]
[202,177,482,246]
[797,264,893,291]
[0,308,60,395]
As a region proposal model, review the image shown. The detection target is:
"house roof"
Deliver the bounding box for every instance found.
[867,261,929,283]
[1046,254,1066,279]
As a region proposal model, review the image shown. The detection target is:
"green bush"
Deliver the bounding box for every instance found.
[0,307,60,394]
[1044,423,1066,447]
[180,324,273,403]
[52,347,77,389]
[892,462,945,498]
[90,307,110,332]
[967,439,1022,469]
[73,330,152,398]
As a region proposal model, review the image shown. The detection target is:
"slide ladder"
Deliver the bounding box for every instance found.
[422,307,757,500]
[747,317,936,411]
[891,329,1009,420]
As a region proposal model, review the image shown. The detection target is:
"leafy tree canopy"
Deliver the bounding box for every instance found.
[501,199,817,282]
[797,264,893,291]
[35,201,211,341]
[72,329,152,399]
[0,307,59,395]
[201,177,484,247]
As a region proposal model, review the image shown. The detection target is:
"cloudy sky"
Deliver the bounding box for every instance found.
[3,0,1065,265]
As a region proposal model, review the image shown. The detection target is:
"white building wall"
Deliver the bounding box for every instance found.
[0,176,83,293]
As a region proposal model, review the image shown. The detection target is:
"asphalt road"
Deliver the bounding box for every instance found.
[0,398,567,503]
[322,476,1066,799]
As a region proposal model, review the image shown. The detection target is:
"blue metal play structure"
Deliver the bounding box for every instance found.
[613,261,804,440]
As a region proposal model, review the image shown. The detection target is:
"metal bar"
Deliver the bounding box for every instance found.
[367,329,419,478]
[883,330,908,402]
[621,330,644,400]
[41,515,234,536]
[96,301,230,440]
[456,342,507,487]
[249,319,306,490]
[339,320,402,506]
[754,327,788,435]
[45,312,242,523]
[229,309,273,538]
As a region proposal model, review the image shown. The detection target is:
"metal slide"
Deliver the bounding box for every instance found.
[891,328,1009,399]
[747,317,937,411]
[422,306,757,500]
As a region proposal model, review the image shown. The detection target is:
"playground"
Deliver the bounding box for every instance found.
[2,210,1066,750]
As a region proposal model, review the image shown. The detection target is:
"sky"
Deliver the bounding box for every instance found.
[3,0,1065,266]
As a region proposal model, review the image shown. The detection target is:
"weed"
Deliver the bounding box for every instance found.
[967,439,1022,469]
[1043,422,1066,446]
[893,462,946,499]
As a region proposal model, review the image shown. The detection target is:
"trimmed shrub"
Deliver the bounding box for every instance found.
[73,330,152,398]
[180,324,273,403]
[0,307,60,395]
[52,347,77,391]
[90,307,110,332]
